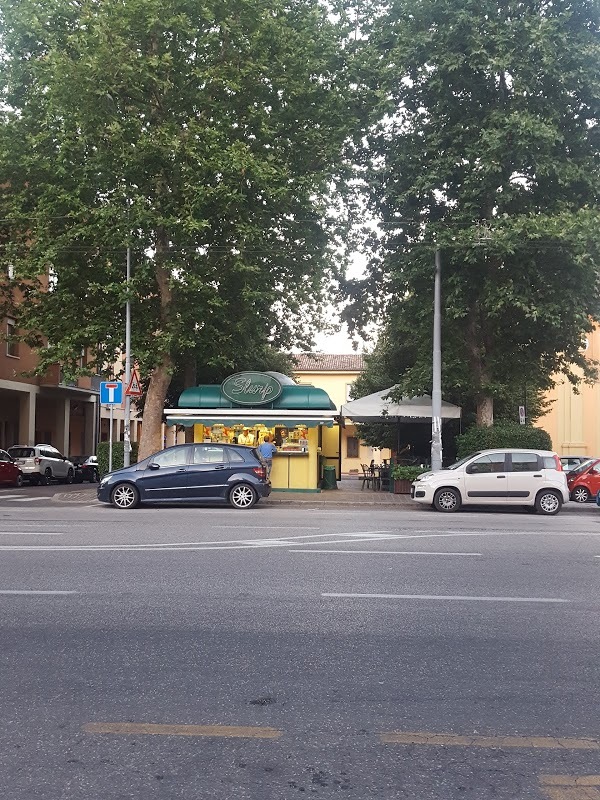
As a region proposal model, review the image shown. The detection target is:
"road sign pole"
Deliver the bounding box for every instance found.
[123,246,132,468]
[431,246,443,471]
[109,404,114,473]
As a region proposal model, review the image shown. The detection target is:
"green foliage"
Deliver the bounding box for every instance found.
[0,0,365,450]
[97,442,139,477]
[390,465,428,481]
[456,422,552,459]
[346,0,600,423]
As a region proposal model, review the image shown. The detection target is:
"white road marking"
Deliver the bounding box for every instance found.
[9,497,50,502]
[213,526,321,530]
[290,549,482,556]
[322,593,570,603]
[0,590,78,595]
[0,495,23,500]
[0,531,397,551]
[0,531,64,536]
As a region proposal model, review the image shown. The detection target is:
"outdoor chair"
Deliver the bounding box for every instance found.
[360,464,373,490]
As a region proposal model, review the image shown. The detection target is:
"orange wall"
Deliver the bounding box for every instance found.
[536,329,600,456]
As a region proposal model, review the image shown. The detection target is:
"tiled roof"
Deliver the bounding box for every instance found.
[292,353,365,372]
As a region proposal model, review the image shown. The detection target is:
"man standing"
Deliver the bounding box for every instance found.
[238,427,255,446]
[257,435,277,479]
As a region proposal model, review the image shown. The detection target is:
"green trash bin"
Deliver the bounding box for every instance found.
[321,465,338,490]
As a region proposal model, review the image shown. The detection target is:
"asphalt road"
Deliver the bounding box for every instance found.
[1,495,599,799]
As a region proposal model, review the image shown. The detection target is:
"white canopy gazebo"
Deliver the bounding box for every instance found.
[341,388,461,423]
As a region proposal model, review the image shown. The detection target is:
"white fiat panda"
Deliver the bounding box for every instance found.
[411,449,569,515]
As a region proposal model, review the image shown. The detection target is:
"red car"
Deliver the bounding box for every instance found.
[566,458,600,503]
[0,448,23,487]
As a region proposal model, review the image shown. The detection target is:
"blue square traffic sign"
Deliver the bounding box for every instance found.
[100,381,123,405]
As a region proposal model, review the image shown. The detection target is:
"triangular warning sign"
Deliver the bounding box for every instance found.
[125,367,143,397]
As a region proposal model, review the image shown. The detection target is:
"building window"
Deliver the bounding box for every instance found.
[347,436,359,459]
[6,318,18,358]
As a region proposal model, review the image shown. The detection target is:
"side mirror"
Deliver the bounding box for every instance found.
[148,463,160,471]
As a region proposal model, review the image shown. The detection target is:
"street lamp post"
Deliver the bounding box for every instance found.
[431,246,443,471]
[123,246,132,468]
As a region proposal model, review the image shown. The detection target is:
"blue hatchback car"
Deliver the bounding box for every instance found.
[97,443,271,510]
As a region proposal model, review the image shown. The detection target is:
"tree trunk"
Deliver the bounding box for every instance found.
[476,395,494,427]
[466,305,494,427]
[138,352,174,459]
[138,227,174,461]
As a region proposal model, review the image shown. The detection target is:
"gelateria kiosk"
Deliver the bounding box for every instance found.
[164,371,339,492]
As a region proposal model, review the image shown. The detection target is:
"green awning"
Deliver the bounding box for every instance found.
[178,384,336,411]
[166,415,334,428]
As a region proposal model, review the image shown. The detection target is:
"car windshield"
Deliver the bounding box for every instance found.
[446,453,481,470]
[568,458,597,475]
[8,447,34,458]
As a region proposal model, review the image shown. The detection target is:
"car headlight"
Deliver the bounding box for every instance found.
[415,472,434,482]
[99,477,110,487]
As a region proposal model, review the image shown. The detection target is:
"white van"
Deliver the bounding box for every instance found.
[8,445,75,486]
[411,449,569,515]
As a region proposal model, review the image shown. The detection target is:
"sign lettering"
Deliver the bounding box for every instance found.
[222,372,283,406]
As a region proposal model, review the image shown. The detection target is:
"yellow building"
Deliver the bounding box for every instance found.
[292,353,391,475]
[537,330,600,457]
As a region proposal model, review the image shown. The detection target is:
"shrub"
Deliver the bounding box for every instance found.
[390,465,429,481]
[456,422,552,459]
[97,441,139,477]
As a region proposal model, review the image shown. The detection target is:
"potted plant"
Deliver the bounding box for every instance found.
[390,465,429,494]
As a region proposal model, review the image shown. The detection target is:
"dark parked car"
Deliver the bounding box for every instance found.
[560,455,593,473]
[70,455,99,483]
[0,448,23,487]
[97,443,271,510]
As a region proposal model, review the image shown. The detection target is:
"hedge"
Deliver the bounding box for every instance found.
[97,441,139,477]
[390,465,429,481]
[456,422,552,459]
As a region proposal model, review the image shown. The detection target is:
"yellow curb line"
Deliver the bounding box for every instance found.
[381,732,600,750]
[82,722,282,739]
[541,776,600,787]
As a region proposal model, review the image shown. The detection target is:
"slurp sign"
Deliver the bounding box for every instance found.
[221,372,282,406]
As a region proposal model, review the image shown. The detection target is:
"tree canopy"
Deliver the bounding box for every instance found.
[0,0,362,456]
[346,0,600,426]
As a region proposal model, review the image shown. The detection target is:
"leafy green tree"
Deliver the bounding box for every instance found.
[0,0,360,458]
[347,0,600,426]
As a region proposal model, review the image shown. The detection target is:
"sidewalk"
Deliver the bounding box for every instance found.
[266,478,414,507]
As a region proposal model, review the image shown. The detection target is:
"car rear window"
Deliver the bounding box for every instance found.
[8,447,34,458]
[542,456,560,469]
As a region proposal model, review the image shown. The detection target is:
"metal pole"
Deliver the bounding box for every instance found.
[431,246,443,471]
[123,246,132,467]
[109,404,114,473]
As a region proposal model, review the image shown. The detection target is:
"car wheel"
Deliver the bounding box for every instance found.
[433,487,461,513]
[535,489,562,516]
[571,486,591,503]
[229,483,258,510]
[40,468,52,486]
[14,474,23,488]
[66,468,74,485]
[89,470,98,484]
[111,483,140,509]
